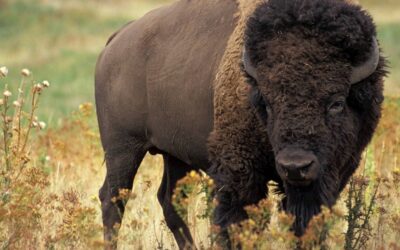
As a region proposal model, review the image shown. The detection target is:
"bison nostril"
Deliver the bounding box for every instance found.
[299,164,311,178]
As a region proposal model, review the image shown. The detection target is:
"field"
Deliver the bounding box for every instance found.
[0,0,399,249]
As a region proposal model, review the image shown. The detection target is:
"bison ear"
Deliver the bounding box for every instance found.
[350,37,380,84]
[242,46,258,80]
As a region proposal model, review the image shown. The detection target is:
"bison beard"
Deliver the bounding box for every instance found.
[285,172,339,236]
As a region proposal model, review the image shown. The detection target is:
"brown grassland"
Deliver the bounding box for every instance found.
[0,0,399,249]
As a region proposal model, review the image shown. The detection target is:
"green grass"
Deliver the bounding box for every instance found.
[0,0,399,124]
[377,22,400,94]
[0,0,134,123]
[361,0,400,95]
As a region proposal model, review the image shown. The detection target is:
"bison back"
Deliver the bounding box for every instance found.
[95,0,238,167]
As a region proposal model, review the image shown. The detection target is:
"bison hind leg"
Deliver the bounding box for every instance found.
[158,154,197,249]
[99,138,147,249]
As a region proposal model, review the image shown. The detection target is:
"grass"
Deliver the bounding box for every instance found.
[0,0,399,249]
[377,23,400,94]
[361,0,400,95]
[0,0,167,122]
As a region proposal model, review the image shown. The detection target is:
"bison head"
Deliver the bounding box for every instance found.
[243,0,386,235]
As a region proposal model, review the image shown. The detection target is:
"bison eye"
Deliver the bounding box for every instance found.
[328,98,346,115]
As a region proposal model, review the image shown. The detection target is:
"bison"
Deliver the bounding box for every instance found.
[95,0,387,248]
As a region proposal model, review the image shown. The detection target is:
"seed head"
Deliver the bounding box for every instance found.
[34,83,43,92]
[13,100,21,107]
[42,80,50,88]
[0,66,8,77]
[39,121,46,130]
[3,90,12,97]
[21,68,31,77]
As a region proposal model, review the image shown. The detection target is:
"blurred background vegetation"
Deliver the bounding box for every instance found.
[0,0,399,124]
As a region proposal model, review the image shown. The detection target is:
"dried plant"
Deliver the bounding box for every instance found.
[0,67,50,248]
[0,67,102,249]
[344,174,379,250]
[172,170,215,224]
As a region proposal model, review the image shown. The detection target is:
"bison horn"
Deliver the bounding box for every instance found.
[350,37,380,84]
[242,46,258,79]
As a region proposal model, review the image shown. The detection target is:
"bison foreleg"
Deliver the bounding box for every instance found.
[209,161,268,248]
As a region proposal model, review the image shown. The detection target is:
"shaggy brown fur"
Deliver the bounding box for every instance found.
[208,0,386,239]
[207,0,270,230]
